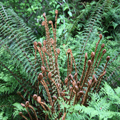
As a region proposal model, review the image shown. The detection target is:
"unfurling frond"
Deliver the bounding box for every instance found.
[18,11,111,119]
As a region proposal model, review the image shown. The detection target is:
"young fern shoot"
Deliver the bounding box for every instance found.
[19,10,110,119]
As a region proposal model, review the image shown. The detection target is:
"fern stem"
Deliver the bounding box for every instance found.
[40,79,53,108]
[19,112,28,120]
[25,106,33,120]
[37,47,45,66]
[28,105,38,120]
[93,71,106,92]
[95,49,106,74]
[82,60,91,87]
[82,79,92,105]
[92,46,103,73]
[79,53,87,84]
[96,71,106,92]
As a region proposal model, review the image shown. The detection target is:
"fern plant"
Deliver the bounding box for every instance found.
[61,82,120,120]
[0,1,120,120]
[16,11,114,120]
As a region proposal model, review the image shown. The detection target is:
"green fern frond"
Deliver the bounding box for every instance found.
[0,2,40,90]
[75,0,113,76]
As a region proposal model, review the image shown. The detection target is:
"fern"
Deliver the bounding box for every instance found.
[0,1,120,120]
[13,103,26,119]
[61,82,120,120]
[16,10,114,119]
[0,112,8,120]
[0,2,39,96]
[84,82,120,119]
[73,0,120,82]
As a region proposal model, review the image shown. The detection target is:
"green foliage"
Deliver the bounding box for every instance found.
[82,82,120,120]
[0,94,23,119]
[0,72,18,93]
[0,112,8,120]
[0,0,120,119]
[0,47,23,119]
[102,0,120,40]
[0,2,37,119]
[59,82,120,120]
[13,103,26,118]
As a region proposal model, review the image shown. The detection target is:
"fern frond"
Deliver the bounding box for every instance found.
[0,2,40,88]
[75,0,112,77]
